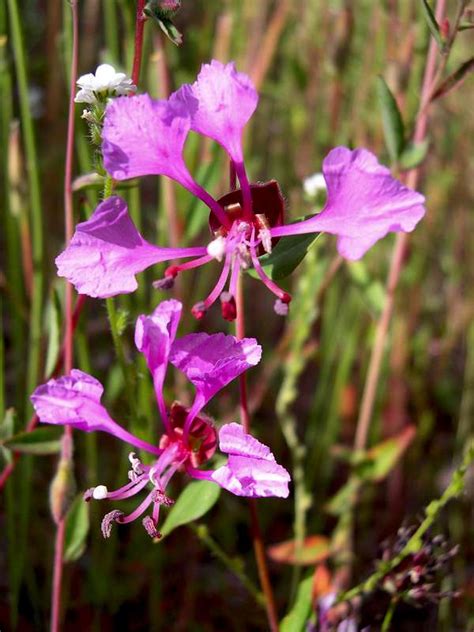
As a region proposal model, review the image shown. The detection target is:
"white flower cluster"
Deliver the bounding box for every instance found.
[75,64,136,104]
[303,172,327,197]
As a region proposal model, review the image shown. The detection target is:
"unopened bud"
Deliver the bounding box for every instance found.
[49,455,76,524]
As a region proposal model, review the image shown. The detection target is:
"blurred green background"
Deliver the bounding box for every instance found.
[1,0,473,630]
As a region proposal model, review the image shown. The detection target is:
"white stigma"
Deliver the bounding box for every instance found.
[92,485,108,500]
[207,236,227,261]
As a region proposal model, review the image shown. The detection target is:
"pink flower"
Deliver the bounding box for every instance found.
[57,60,425,318]
[31,300,290,538]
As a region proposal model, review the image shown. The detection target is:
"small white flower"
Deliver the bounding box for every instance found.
[303,172,327,197]
[75,63,136,104]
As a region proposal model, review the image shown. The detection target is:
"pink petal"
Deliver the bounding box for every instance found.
[218,422,274,460]
[102,94,192,185]
[55,196,207,297]
[135,300,182,429]
[270,147,426,260]
[102,95,231,227]
[31,370,161,454]
[211,423,291,498]
[169,333,261,405]
[173,60,258,163]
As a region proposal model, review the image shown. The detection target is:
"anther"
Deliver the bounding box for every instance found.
[142,516,162,539]
[258,228,272,254]
[151,489,175,506]
[128,452,143,474]
[101,510,124,539]
[274,298,290,316]
[153,276,175,291]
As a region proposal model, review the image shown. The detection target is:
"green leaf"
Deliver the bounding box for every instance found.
[160,480,221,538]
[268,535,331,565]
[45,289,62,377]
[376,76,405,163]
[247,232,320,281]
[399,139,429,170]
[361,425,416,482]
[64,494,90,562]
[420,0,443,49]
[2,426,63,455]
[144,2,183,46]
[458,22,474,32]
[347,260,385,316]
[0,409,16,466]
[280,574,314,632]
[326,477,360,516]
[116,308,129,337]
[0,408,15,441]
[430,57,474,102]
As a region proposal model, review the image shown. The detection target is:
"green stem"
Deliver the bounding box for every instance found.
[106,297,135,409]
[7,0,44,403]
[381,599,397,632]
[191,524,265,607]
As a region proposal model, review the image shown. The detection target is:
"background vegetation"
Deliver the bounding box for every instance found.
[1,0,473,630]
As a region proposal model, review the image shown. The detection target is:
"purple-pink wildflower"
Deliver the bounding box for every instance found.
[31,300,290,538]
[57,60,426,319]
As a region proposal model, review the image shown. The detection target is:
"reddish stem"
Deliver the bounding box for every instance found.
[236,277,279,632]
[131,0,147,86]
[50,1,79,629]
[353,0,446,452]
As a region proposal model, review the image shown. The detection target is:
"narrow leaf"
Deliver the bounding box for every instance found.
[399,139,429,170]
[280,574,314,632]
[248,232,320,281]
[376,75,405,163]
[0,409,16,466]
[64,494,90,562]
[268,535,331,565]
[144,2,183,45]
[420,0,443,48]
[45,289,62,377]
[326,478,360,516]
[160,480,221,538]
[363,425,416,481]
[0,408,16,441]
[430,57,474,101]
[2,426,63,455]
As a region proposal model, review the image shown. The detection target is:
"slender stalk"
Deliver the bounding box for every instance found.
[381,599,397,632]
[131,0,146,86]
[235,275,280,632]
[7,0,44,404]
[50,1,78,629]
[353,0,447,452]
[191,524,265,607]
